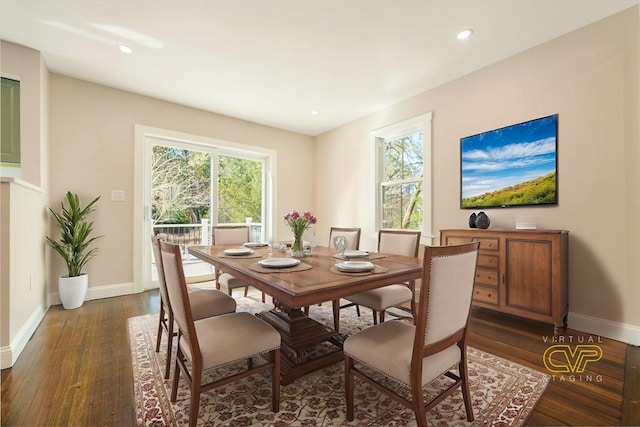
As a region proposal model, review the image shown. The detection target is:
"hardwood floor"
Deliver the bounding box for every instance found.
[1,290,638,426]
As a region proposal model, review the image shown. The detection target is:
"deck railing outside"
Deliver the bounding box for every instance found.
[153,219,263,249]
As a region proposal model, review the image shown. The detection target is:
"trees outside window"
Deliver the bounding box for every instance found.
[373,113,432,238]
[151,146,263,226]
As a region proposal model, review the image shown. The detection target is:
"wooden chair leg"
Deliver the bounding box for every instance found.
[244,286,249,297]
[165,312,175,379]
[355,304,361,317]
[332,299,340,332]
[272,349,281,412]
[372,310,378,325]
[171,352,181,402]
[411,377,427,427]
[460,356,474,421]
[155,305,165,353]
[304,306,310,315]
[189,370,202,427]
[345,355,355,421]
[379,310,386,323]
[261,291,265,303]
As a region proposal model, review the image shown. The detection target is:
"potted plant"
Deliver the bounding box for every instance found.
[46,191,102,309]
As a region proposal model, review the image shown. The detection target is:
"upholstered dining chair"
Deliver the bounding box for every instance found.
[212,225,265,302]
[328,226,361,252]
[303,226,361,327]
[344,241,480,427]
[151,235,237,379]
[342,229,421,326]
[159,240,281,427]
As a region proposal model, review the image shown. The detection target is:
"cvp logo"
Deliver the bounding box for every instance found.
[543,344,603,373]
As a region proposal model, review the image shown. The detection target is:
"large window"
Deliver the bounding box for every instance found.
[373,113,432,241]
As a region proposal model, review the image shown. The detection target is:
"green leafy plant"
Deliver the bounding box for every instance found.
[46,192,102,277]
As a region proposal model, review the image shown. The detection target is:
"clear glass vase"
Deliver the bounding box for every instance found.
[291,233,304,257]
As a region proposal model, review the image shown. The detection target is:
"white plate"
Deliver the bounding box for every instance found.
[343,250,368,258]
[223,248,254,256]
[258,258,301,268]
[336,261,375,272]
[243,242,268,248]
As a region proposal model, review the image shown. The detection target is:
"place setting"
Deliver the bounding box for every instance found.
[330,260,389,276]
[216,246,263,259]
[331,249,387,261]
[248,256,313,273]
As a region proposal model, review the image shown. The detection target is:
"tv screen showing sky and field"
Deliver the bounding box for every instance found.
[460,114,558,209]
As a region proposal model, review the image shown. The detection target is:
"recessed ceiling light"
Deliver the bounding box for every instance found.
[119,44,133,54]
[457,29,473,40]
[310,110,319,116]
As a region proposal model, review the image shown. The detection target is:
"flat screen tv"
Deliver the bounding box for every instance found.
[460,114,558,209]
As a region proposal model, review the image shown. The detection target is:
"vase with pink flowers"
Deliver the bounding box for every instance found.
[284,210,317,257]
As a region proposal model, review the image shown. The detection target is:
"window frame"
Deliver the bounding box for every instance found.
[371,113,433,244]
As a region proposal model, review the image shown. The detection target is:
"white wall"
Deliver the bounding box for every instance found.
[315,7,640,343]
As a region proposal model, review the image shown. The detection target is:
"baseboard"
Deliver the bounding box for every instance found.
[1,303,48,369]
[568,312,640,346]
[48,282,136,307]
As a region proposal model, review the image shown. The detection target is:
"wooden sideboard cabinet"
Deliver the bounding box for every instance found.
[440,229,569,334]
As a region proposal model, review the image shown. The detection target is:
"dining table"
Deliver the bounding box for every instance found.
[188,244,422,384]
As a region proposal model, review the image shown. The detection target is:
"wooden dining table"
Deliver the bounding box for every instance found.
[188,244,422,384]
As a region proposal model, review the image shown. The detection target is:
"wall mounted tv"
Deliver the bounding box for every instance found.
[460,114,558,209]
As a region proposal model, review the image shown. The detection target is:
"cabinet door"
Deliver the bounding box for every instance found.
[1,78,20,164]
[503,238,553,316]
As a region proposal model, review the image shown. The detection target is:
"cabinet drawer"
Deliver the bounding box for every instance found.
[444,236,473,246]
[473,285,498,305]
[477,254,498,268]
[476,238,499,251]
[475,267,498,286]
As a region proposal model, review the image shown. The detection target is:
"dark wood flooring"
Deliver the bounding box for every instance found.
[1,290,639,426]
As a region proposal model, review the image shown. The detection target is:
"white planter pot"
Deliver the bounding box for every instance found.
[59,274,88,309]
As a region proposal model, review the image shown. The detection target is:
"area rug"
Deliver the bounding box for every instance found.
[129,298,549,426]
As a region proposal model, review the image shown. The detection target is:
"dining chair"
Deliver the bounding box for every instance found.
[303,226,361,328]
[159,240,281,427]
[151,235,237,379]
[212,225,265,302]
[328,226,361,252]
[342,229,421,326]
[344,241,480,427]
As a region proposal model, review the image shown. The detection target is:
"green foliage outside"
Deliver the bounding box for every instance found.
[382,133,423,229]
[218,156,262,223]
[462,172,557,208]
[152,146,262,225]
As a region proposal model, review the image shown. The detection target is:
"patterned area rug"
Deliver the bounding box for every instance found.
[129,298,549,426]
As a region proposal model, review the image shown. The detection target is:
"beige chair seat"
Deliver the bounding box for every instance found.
[188,288,237,321]
[218,273,249,292]
[345,284,413,312]
[344,320,460,387]
[180,312,281,368]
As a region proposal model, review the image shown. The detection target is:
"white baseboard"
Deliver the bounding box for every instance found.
[568,312,640,346]
[0,303,48,369]
[48,282,136,306]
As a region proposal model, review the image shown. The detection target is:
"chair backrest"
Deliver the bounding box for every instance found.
[414,242,479,351]
[150,235,171,310]
[377,229,421,257]
[212,225,250,245]
[159,240,199,355]
[329,227,361,250]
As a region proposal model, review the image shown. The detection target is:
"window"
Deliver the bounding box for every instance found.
[373,113,432,241]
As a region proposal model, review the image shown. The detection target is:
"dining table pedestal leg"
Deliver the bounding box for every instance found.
[257,299,345,385]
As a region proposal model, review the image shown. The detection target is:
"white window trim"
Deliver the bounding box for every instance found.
[370,112,433,245]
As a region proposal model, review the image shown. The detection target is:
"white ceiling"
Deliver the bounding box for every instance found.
[1,1,638,136]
